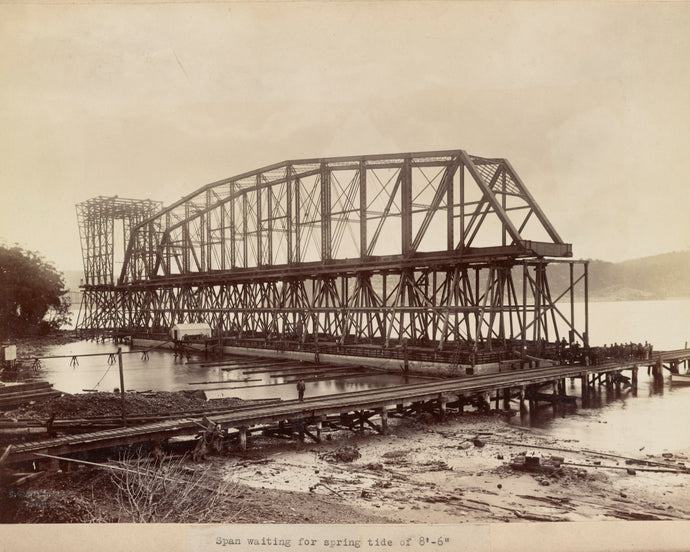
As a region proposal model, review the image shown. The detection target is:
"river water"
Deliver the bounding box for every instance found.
[30,340,420,403]
[511,298,690,458]
[35,299,690,457]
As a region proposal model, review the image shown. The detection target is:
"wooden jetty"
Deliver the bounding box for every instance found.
[2,357,656,466]
[652,349,690,376]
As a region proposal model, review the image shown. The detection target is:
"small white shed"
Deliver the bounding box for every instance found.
[1,345,17,362]
[170,323,212,341]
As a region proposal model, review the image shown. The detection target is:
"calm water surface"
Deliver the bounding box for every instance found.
[33,340,418,401]
[514,299,690,457]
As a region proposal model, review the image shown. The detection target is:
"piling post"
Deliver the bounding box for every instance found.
[380,408,388,434]
[481,392,491,413]
[519,387,526,412]
[117,347,126,427]
[439,394,447,419]
[503,388,511,410]
[238,427,247,451]
[403,340,409,373]
[315,417,323,441]
[589,373,594,398]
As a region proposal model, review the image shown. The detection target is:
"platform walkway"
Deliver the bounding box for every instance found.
[4,357,655,466]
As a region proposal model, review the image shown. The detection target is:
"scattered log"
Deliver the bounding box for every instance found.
[500,441,682,470]
[562,461,688,475]
[188,379,261,385]
[608,510,663,521]
[0,444,12,465]
[514,511,568,522]
[310,481,344,497]
[11,471,46,487]
[516,494,572,506]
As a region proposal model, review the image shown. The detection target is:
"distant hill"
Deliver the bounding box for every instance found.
[58,250,690,304]
[526,250,690,301]
[588,250,690,300]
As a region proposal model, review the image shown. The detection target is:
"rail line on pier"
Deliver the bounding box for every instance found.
[6,356,674,466]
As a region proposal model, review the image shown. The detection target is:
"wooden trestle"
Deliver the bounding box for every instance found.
[6,352,686,467]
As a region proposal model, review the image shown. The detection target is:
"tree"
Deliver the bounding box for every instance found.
[0,244,71,337]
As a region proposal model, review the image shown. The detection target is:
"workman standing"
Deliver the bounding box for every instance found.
[297,379,306,401]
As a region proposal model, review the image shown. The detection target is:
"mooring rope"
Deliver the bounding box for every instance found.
[91,363,113,390]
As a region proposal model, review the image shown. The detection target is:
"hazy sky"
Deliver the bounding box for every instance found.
[1,1,689,272]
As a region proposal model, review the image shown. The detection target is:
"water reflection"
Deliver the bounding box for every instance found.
[510,371,690,457]
[30,341,422,400]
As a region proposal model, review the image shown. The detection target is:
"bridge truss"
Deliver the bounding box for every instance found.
[76,150,589,362]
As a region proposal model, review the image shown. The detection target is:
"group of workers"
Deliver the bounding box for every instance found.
[552,338,654,366]
[598,341,654,362]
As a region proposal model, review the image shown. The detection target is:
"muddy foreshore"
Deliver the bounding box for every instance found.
[1,333,689,524]
[3,409,689,524]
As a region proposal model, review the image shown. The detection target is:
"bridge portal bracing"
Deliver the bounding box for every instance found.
[76,150,588,363]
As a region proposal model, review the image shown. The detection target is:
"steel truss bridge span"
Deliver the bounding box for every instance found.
[76,149,588,355]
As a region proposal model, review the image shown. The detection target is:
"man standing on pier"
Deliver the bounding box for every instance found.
[297,379,306,401]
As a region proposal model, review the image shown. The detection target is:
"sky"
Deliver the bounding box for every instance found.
[1,1,689,272]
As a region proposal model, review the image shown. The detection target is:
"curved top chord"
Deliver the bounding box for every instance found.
[78,149,572,287]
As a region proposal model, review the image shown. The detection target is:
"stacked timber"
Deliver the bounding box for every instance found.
[0,381,62,410]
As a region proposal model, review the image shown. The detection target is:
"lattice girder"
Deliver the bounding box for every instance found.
[117,150,571,286]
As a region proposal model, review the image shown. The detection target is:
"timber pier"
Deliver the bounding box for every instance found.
[4,349,688,467]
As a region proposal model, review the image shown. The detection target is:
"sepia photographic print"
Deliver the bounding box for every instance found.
[0,1,689,551]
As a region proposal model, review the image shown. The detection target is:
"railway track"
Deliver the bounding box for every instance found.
[4,359,643,465]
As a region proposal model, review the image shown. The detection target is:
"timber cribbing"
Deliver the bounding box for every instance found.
[5,359,648,466]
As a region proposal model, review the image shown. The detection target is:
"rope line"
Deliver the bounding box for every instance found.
[91,363,113,390]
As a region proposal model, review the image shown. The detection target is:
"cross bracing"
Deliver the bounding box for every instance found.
[76,150,588,358]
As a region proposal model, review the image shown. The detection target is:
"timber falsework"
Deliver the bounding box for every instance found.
[75,149,588,364]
